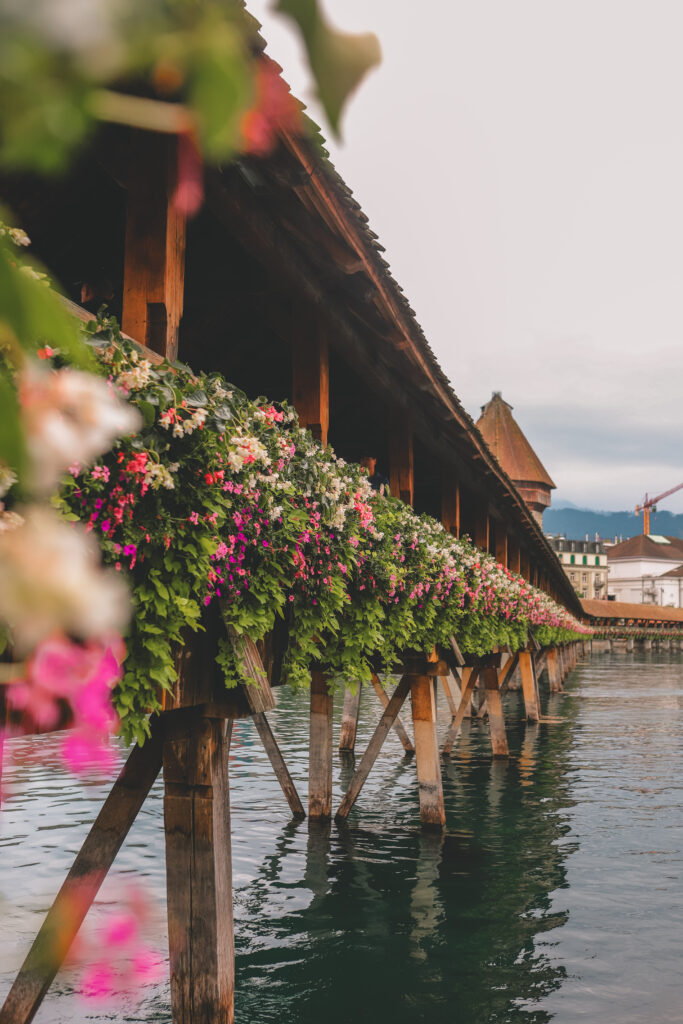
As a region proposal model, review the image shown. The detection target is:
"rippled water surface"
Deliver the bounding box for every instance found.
[2,650,682,1023]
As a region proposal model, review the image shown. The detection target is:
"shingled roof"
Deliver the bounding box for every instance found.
[607,535,683,561]
[476,393,555,488]
[582,598,683,622]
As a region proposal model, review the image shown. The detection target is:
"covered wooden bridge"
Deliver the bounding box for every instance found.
[582,598,683,650]
[0,35,586,1024]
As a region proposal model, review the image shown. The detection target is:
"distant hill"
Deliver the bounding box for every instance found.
[543,506,683,541]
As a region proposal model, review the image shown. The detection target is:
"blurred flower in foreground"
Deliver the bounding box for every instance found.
[241,58,300,156]
[0,506,130,654]
[6,634,123,775]
[73,882,164,1003]
[18,362,140,494]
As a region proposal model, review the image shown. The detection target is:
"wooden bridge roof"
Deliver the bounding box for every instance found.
[582,598,683,623]
[217,11,580,615]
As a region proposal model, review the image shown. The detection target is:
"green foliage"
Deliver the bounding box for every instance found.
[56,315,588,743]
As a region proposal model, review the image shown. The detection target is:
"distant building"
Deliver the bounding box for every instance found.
[476,392,555,526]
[607,534,683,606]
[548,536,608,599]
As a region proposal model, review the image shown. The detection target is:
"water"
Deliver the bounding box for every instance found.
[1,651,682,1023]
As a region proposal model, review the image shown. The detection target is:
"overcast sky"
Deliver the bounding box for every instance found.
[249,0,683,513]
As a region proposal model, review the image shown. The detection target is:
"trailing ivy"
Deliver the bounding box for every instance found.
[56,316,589,744]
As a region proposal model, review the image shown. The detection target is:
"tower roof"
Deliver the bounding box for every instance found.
[476,392,556,489]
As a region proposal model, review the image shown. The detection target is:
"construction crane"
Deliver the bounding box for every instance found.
[635,481,683,534]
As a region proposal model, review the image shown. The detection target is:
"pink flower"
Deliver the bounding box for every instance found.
[80,962,116,1000]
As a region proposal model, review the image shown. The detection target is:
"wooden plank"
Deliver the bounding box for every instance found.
[309,670,333,819]
[371,676,414,752]
[519,651,540,722]
[251,712,305,818]
[410,675,446,828]
[335,675,411,820]
[388,408,414,504]
[481,665,509,757]
[122,130,186,361]
[442,666,480,755]
[339,686,362,752]
[0,722,163,1024]
[163,716,234,1024]
[291,305,329,445]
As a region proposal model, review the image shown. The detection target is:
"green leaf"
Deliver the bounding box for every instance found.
[275,0,381,135]
[0,370,26,479]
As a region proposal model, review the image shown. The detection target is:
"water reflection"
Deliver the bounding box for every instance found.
[2,653,682,1023]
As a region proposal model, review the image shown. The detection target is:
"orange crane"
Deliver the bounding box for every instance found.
[635,481,683,534]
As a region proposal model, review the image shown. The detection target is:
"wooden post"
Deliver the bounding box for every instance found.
[441,472,460,537]
[442,666,480,755]
[519,548,531,581]
[339,686,361,752]
[336,675,412,820]
[122,131,186,360]
[291,306,329,445]
[0,726,163,1024]
[371,675,414,752]
[481,661,509,756]
[389,409,414,504]
[546,647,562,692]
[518,650,540,722]
[474,512,489,553]
[309,670,333,819]
[508,536,521,575]
[163,713,235,1024]
[495,522,508,567]
[410,674,446,829]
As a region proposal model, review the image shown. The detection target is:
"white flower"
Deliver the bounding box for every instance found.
[19,363,141,493]
[143,462,176,490]
[0,505,130,654]
[117,359,153,391]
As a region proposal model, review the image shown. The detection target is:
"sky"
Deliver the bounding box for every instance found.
[248,0,683,513]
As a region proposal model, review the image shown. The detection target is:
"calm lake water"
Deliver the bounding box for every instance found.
[1,650,682,1023]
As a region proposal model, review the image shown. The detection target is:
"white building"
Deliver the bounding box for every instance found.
[607,534,683,606]
[547,536,608,599]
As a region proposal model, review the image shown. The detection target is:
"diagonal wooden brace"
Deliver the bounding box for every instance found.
[442,666,480,755]
[371,675,414,752]
[335,675,411,821]
[228,629,304,818]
